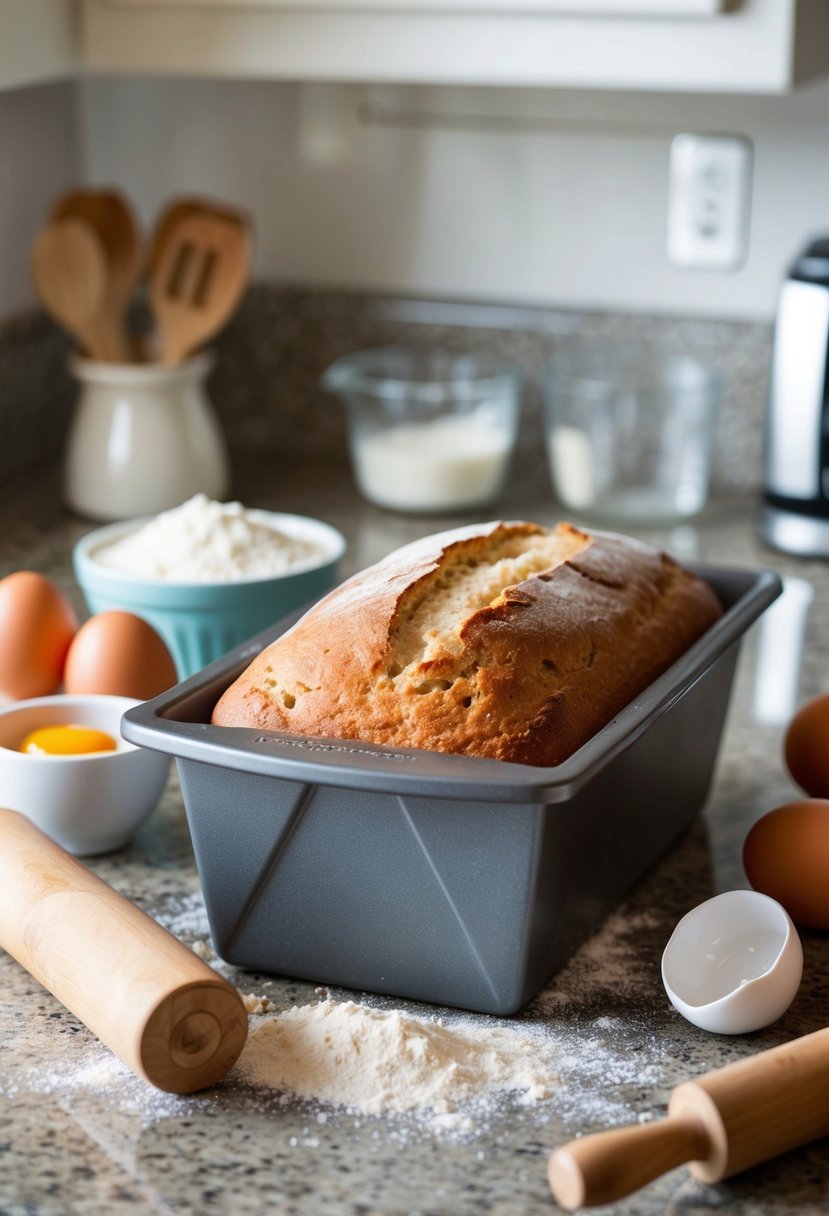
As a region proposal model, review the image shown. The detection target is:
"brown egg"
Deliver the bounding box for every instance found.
[785,693,829,797]
[0,571,78,699]
[63,610,177,701]
[743,799,829,929]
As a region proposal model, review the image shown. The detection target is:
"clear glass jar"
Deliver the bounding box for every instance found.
[322,347,523,515]
[64,353,230,521]
[542,341,721,525]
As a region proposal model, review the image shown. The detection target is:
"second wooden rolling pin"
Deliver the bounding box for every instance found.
[0,807,248,1094]
[548,1024,829,1209]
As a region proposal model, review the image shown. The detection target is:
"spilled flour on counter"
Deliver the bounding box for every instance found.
[234,999,556,1122]
[139,888,669,1135]
[152,890,212,940]
[1,889,674,1144]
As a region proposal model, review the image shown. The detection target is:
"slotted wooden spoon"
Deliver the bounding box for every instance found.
[149,205,251,365]
[147,197,221,278]
[30,217,116,361]
[51,188,141,362]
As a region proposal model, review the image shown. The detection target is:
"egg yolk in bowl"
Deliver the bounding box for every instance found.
[19,725,118,756]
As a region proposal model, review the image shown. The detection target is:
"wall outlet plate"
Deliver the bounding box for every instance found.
[667,133,753,272]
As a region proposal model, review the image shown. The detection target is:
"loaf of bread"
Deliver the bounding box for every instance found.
[211,520,723,767]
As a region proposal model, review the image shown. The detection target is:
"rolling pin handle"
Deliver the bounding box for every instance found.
[0,807,248,1094]
[548,1114,712,1210]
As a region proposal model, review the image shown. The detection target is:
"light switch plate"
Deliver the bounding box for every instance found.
[667,133,753,271]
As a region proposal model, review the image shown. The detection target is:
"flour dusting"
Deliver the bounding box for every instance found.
[1,895,674,1143]
[235,999,557,1119]
[151,890,211,940]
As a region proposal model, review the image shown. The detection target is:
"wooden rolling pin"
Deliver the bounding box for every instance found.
[0,808,248,1094]
[548,1026,829,1209]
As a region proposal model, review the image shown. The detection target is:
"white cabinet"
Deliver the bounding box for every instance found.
[2,0,828,95]
[80,0,829,93]
[102,0,728,12]
[0,0,77,92]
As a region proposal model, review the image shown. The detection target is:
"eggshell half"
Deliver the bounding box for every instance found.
[743,799,829,929]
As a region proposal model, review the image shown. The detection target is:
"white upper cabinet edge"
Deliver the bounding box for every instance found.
[8,0,829,97]
[108,0,726,14]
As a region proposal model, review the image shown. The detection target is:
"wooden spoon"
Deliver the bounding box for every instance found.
[149,205,252,365]
[52,188,142,362]
[30,217,117,361]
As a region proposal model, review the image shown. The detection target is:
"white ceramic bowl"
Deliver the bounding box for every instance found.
[73,512,346,679]
[661,889,803,1035]
[0,695,171,856]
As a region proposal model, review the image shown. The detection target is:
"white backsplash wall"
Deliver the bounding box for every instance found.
[0,81,81,317]
[77,72,829,321]
[1,72,828,324]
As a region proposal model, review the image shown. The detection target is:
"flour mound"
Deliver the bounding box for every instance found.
[93,494,325,582]
[235,999,557,1116]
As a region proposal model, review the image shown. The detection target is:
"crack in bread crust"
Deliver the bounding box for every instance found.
[211,520,723,767]
[387,522,590,679]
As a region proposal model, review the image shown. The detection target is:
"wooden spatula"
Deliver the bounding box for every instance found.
[148,196,232,278]
[548,1026,829,1208]
[149,206,251,365]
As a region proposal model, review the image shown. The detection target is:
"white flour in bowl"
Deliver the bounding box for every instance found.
[91,494,326,582]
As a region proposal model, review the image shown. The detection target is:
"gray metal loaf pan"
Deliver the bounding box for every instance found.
[123,564,781,1016]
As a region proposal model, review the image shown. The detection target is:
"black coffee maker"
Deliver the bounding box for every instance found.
[760,237,829,557]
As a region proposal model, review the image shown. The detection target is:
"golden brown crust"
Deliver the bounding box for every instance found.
[211,520,723,767]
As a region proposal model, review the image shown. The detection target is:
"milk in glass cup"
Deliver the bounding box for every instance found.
[542,341,720,525]
[322,347,522,514]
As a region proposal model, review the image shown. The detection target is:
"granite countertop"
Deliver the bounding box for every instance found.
[1,461,828,1216]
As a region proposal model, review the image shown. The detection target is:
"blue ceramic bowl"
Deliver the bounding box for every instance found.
[73,512,346,679]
